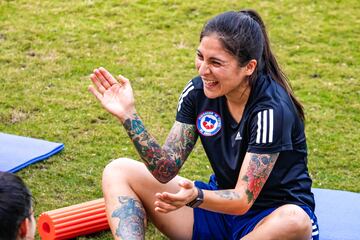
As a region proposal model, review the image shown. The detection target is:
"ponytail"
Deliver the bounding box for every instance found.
[240,10,305,120]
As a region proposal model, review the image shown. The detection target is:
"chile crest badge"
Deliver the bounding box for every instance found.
[196,111,222,136]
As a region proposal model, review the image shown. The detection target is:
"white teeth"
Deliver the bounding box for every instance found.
[204,80,217,84]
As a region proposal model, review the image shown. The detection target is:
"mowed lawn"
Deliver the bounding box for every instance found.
[0,0,359,239]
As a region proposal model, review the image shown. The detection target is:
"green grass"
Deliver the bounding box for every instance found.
[0,0,359,239]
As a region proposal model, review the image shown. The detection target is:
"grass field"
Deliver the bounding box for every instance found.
[0,0,359,239]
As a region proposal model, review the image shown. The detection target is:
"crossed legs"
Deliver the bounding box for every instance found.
[102,158,313,240]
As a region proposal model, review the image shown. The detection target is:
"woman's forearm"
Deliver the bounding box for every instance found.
[122,113,197,183]
[122,113,177,183]
[200,189,250,215]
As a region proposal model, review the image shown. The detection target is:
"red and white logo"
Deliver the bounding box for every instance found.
[196,111,222,136]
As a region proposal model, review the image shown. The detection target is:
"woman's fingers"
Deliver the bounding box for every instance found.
[161,192,177,201]
[91,67,127,92]
[117,74,129,85]
[154,200,178,213]
[88,85,103,102]
[154,207,170,213]
[161,192,184,202]
[156,192,187,207]
[92,67,128,93]
[98,67,118,86]
[156,192,173,203]
[90,74,106,94]
[179,179,193,189]
[94,68,111,89]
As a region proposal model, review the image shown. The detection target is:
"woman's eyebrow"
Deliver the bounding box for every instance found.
[209,57,227,63]
[196,49,227,63]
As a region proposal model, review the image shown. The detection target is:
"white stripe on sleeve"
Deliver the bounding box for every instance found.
[262,110,268,143]
[177,85,194,112]
[182,81,193,94]
[178,81,192,101]
[269,109,274,143]
[256,111,262,143]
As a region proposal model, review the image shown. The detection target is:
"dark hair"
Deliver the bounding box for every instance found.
[200,9,305,120]
[0,172,33,240]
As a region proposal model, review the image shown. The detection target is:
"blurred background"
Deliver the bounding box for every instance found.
[0,0,359,239]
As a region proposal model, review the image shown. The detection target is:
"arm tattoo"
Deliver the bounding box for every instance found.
[111,196,146,240]
[215,190,241,200]
[123,114,197,183]
[242,153,279,204]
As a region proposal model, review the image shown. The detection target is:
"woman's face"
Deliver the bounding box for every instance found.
[195,35,251,99]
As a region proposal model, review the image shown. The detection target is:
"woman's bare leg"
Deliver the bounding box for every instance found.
[241,204,312,240]
[102,158,194,240]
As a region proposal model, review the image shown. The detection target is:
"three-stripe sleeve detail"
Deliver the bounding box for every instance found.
[177,81,194,112]
[255,109,274,144]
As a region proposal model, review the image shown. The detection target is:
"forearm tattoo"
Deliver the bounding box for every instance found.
[123,114,197,182]
[215,190,241,200]
[111,196,146,240]
[242,153,279,204]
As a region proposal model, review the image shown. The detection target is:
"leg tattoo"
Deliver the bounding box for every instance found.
[111,196,146,240]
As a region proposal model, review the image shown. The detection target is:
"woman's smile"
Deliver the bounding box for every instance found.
[202,78,219,89]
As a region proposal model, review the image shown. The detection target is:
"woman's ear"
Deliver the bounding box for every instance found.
[245,59,257,76]
[18,218,29,239]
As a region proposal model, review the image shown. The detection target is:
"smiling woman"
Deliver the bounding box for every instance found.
[195,36,254,103]
[88,9,318,240]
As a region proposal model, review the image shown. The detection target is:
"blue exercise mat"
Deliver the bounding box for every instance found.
[313,188,360,240]
[0,132,64,173]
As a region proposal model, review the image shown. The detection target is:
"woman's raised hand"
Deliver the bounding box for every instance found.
[88,67,136,122]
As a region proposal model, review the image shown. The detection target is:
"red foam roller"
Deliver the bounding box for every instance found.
[38,198,110,240]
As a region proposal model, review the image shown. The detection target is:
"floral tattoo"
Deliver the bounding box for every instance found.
[123,114,197,183]
[242,153,279,203]
[111,196,146,240]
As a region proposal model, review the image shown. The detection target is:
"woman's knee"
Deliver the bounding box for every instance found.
[102,158,140,184]
[277,205,312,238]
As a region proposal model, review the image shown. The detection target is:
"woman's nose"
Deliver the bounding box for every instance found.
[198,61,210,75]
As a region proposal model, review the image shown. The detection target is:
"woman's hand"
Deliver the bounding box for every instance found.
[88,67,136,122]
[154,179,198,213]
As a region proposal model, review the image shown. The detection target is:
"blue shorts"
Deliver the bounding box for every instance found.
[192,175,319,240]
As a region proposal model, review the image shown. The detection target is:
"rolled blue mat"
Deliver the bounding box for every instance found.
[0,132,64,173]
